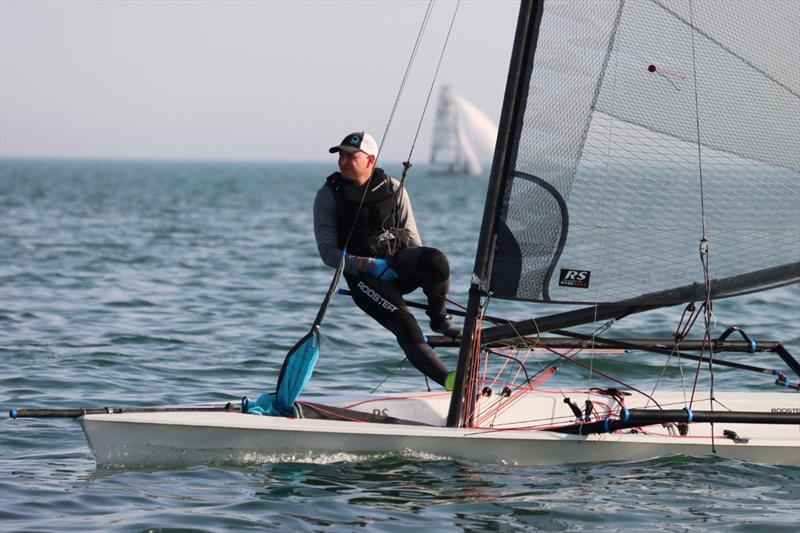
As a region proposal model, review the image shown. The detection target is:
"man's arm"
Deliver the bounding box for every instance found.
[313,186,343,269]
[393,180,423,246]
[313,186,375,275]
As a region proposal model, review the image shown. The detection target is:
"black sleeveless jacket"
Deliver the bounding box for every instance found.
[325,168,408,258]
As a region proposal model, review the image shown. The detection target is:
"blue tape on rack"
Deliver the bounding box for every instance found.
[683,406,693,423]
[621,407,629,422]
[604,417,611,433]
[784,376,791,388]
[750,339,757,352]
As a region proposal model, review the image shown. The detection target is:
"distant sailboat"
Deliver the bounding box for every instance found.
[430,86,497,176]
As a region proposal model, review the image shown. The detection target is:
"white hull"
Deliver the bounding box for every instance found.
[80,390,800,467]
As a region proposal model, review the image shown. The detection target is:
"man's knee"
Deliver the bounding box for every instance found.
[420,248,450,283]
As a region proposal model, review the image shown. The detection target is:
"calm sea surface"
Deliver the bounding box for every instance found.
[1,159,798,531]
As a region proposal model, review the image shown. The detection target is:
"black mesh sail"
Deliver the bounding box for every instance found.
[488,0,800,305]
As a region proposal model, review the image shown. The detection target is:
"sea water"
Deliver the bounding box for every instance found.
[1,159,798,531]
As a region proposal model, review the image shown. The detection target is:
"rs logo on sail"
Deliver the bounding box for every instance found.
[558,269,591,288]
[357,281,398,312]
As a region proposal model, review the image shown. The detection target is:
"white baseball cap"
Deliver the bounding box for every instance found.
[328,131,378,157]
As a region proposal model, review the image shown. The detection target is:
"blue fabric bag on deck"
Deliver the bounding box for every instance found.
[247,328,319,417]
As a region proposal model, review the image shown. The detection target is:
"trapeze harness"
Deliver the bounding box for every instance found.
[325,169,411,259]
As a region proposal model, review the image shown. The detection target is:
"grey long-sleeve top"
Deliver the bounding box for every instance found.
[313,175,422,275]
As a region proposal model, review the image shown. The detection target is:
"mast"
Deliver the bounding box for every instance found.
[446,0,545,428]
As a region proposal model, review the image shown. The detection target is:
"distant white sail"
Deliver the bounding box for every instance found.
[430,86,497,176]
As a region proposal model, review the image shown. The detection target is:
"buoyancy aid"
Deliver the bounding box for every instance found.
[325,168,410,258]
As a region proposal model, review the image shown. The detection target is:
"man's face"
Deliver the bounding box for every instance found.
[338,150,373,184]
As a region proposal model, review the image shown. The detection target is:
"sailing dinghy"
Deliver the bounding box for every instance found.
[13,0,800,467]
[429,85,498,176]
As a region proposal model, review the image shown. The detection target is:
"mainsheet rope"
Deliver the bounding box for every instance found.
[400,0,462,179]
[341,0,458,259]
[386,0,462,255]
[582,0,627,407]
[644,302,703,410]
[336,0,436,259]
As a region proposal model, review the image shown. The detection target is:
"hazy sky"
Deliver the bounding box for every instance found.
[1,0,520,162]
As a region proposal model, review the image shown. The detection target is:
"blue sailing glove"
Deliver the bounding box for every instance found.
[370,258,398,281]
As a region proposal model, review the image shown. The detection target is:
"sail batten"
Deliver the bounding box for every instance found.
[488,0,800,306]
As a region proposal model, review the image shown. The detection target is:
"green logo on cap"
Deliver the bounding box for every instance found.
[350,135,361,144]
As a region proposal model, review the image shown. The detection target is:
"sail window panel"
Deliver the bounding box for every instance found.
[497,175,564,301]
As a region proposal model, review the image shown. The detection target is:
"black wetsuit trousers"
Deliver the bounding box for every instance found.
[344,246,451,386]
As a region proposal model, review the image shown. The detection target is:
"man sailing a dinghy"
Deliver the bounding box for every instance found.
[313,131,460,389]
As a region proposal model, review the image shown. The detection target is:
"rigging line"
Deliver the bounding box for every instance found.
[318,2,435,328]
[368,0,435,242]
[369,357,410,395]
[458,292,490,426]
[402,0,462,175]
[688,4,706,240]
[689,302,712,404]
[687,0,716,454]
[499,316,611,403]
[647,302,696,409]
[376,0,435,163]
[476,349,547,426]
[428,290,468,313]
[509,315,563,379]
[539,344,664,409]
[586,0,625,402]
[341,0,435,252]
[644,302,700,410]
[387,0,461,250]
[677,303,702,404]
[463,315,484,425]
[374,0,436,256]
